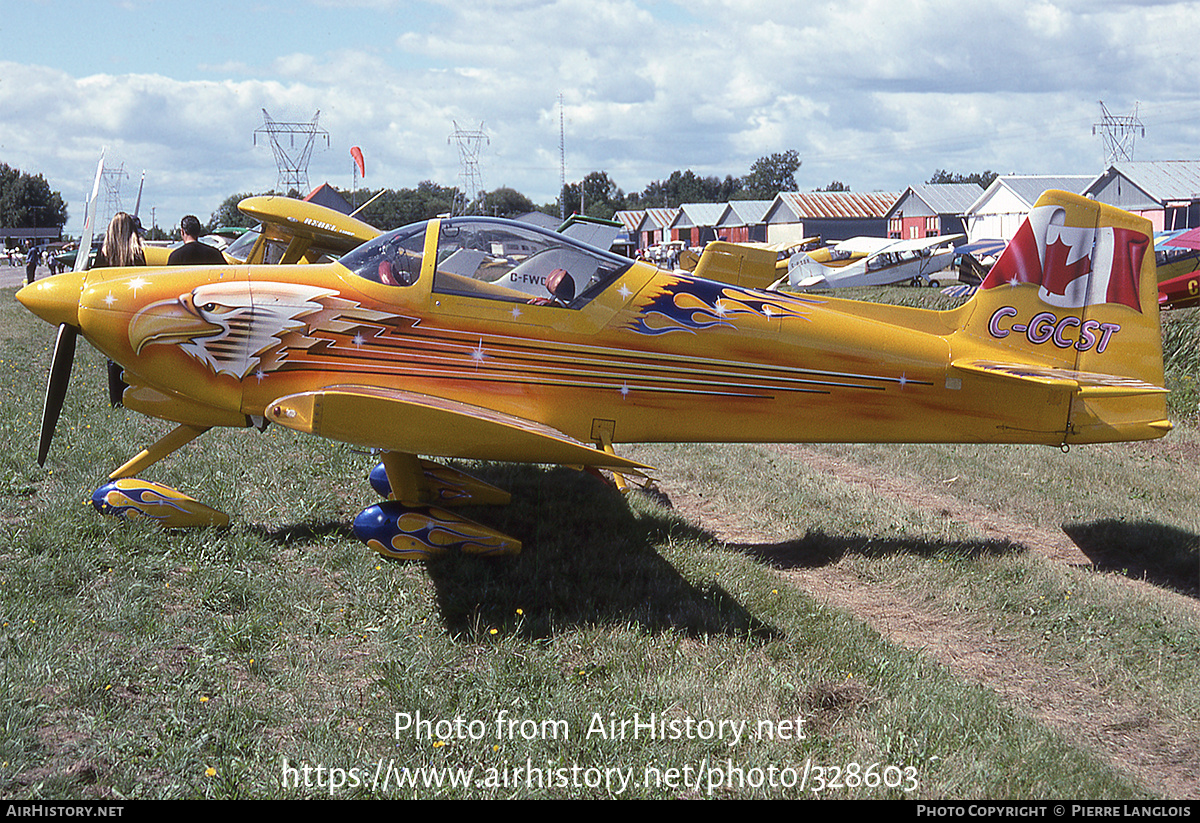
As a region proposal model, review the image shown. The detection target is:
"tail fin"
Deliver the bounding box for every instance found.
[954,190,1170,444]
[691,241,779,290]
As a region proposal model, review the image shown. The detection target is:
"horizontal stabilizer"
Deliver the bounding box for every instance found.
[951,359,1168,398]
[268,385,651,474]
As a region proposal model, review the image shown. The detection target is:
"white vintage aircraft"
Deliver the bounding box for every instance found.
[782,234,965,290]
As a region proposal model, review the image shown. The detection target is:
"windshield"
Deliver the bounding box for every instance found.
[340,223,428,286]
[431,217,633,307]
[223,226,260,262]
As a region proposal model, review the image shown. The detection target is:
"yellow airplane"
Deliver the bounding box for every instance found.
[142,196,381,266]
[682,238,822,290]
[17,190,1170,559]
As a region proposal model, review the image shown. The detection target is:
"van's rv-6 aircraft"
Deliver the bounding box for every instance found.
[18,190,1170,559]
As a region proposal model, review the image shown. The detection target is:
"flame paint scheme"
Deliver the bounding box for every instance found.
[91,478,229,528]
[18,190,1171,558]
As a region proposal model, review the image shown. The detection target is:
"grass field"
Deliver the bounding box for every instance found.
[0,284,1196,799]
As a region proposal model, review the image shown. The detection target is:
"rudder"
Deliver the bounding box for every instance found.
[954,190,1169,443]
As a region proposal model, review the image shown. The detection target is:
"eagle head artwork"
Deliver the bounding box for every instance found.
[129,281,340,379]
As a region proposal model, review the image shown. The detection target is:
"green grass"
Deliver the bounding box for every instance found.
[0,286,1195,799]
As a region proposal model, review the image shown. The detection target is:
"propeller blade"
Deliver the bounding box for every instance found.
[38,323,78,466]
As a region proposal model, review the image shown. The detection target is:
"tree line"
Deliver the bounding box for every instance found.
[207,150,806,230]
[560,150,803,220]
[0,163,68,231]
[0,153,1000,238]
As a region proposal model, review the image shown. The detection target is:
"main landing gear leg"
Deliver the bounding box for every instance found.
[353,452,521,560]
[91,423,229,527]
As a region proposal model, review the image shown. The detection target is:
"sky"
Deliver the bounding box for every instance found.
[2,0,1197,235]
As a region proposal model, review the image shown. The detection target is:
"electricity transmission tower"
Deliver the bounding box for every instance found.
[1093,101,1145,165]
[448,121,489,214]
[254,109,329,193]
[100,163,128,229]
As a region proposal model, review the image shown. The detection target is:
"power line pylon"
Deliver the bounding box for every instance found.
[100,163,128,229]
[448,121,488,215]
[1093,101,1145,166]
[254,109,329,193]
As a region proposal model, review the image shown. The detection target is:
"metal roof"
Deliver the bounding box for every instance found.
[889,183,982,217]
[612,210,645,232]
[768,190,901,222]
[637,207,678,231]
[981,175,1093,211]
[716,200,772,227]
[1098,161,1200,203]
[670,202,727,229]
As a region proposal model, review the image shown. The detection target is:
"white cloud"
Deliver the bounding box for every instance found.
[2,0,1197,230]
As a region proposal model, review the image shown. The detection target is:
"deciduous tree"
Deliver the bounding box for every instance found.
[928,169,997,189]
[0,163,68,229]
[741,150,801,199]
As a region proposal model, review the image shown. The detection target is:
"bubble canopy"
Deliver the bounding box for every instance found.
[340,216,634,308]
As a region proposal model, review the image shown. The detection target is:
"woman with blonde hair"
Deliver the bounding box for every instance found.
[95,212,145,268]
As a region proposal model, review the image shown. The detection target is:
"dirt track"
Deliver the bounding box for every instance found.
[654,443,1199,799]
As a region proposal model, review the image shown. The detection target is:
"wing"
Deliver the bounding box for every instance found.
[266,385,650,474]
[829,236,895,255]
[1160,227,1200,250]
[883,233,965,254]
[235,196,381,263]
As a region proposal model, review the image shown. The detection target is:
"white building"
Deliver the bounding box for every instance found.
[963,176,1093,242]
[1085,161,1200,232]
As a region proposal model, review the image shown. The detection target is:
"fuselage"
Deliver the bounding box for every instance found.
[18,208,1169,456]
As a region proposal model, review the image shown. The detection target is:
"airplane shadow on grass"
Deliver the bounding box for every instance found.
[723,528,1024,570]
[1063,520,1199,599]
[725,518,1198,602]
[421,465,779,642]
[659,498,1198,601]
[256,463,780,643]
[248,465,1198,644]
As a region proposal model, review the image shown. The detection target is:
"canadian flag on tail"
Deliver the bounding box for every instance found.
[981,203,1149,312]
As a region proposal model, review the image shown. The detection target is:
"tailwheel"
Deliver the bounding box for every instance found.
[91,478,230,528]
[353,501,521,560]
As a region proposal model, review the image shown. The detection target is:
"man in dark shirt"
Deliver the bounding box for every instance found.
[167,215,227,265]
